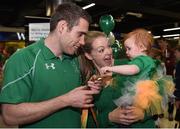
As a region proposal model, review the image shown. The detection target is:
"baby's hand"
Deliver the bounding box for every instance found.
[100,66,111,74]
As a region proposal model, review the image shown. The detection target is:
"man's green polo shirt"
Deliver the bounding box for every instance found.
[0,39,82,128]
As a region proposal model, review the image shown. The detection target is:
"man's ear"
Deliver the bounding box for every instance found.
[85,53,93,60]
[57,20,68,33]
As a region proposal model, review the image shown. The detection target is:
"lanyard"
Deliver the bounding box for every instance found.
[81,107,99,128]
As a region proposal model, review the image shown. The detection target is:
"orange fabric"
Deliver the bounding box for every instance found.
[134,80,162,109]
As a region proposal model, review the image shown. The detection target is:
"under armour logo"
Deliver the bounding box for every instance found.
[45,63,55,70]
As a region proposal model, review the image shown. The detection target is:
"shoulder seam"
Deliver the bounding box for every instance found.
[32,49,41,77]
[1,49,42,91]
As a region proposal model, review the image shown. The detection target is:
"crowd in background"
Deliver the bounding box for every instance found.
[0,44,17,86]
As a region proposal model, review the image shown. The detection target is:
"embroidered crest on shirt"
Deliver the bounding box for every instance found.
[45,63,55,70]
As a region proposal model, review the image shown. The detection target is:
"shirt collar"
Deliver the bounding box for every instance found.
[40,38,75,60]
[39,38,57,60]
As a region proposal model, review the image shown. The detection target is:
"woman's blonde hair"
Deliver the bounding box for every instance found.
[78,31,107,83]
[83,31,106,53]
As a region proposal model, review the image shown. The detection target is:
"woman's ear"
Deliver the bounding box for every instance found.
[85,53,93,60]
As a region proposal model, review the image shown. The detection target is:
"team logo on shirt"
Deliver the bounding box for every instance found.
[45,63,55,70]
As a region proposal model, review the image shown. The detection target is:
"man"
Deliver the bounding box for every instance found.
[0,3,99,128]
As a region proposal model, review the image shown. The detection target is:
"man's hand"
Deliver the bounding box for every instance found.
[65,86,96,108]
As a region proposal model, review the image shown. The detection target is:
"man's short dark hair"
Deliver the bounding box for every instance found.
[50,2,91,32]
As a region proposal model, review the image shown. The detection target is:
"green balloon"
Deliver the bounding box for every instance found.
[111,40,126,59]
[108,32,115,45]
[99,15,115,35]
[111,41,120,59]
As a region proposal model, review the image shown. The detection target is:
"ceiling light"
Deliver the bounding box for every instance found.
[46,6,51,17]
[153,34,180,38]
[25,16,50,19]
[82,3,95,10]
[163,27,180,31]
[153,36,161,39]
[126,12,143,18]
[173,37,179,39]
[162,34,180,38]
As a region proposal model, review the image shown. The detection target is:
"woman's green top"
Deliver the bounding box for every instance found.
[93,56,157,128]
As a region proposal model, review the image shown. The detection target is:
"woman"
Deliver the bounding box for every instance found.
[79,31,156,128]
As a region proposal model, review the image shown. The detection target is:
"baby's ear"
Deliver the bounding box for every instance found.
[85,53,93,60]
[140,45,147,51]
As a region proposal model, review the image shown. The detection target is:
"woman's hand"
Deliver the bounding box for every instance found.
[124,106,144,123]
[109,107,131,125]
[108,106,144,125]
[86,75,103,94]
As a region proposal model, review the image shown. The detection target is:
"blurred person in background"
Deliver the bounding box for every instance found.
[174,45,180,122]
[3,46,17,60]
[149,47,166,77]
[155,38,176,76]
[2,46,17,65]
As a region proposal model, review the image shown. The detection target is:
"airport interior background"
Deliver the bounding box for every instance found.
[0,0,180,127]
[0,0,180,52]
